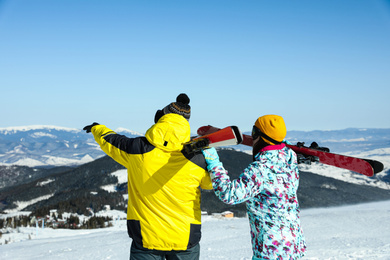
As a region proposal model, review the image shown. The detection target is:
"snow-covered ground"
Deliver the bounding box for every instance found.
[2,200,390,259]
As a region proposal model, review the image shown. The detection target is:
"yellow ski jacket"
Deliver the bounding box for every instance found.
[91,113,212,251]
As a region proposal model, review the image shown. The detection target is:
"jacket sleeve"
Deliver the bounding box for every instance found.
[209,163,264,205]
[91,124,133,167]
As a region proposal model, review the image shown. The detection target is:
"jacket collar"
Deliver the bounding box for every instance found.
[259,143,286,153]
[254,143,286,161]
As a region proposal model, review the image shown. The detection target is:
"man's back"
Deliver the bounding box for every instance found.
[91,113,212,250]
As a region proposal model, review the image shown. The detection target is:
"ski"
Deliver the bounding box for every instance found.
[197,125,384,177]
[183,126,243,154]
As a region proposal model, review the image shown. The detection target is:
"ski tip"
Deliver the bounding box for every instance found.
[365,159,384,174]
[230,126,243,145]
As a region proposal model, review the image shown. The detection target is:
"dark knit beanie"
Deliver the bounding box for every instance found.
[154,93,191,123]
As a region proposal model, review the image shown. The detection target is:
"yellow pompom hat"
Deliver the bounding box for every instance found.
[254,115,287,145]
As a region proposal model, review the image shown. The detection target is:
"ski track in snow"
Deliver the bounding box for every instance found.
[2,200,390,260]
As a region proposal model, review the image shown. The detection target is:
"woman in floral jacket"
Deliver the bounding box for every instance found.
[203,115,306,260]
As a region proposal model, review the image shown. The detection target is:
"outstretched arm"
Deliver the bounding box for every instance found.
[202,148,263,205]
[84,123,132,167]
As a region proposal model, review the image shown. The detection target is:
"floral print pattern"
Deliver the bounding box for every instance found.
[209,145,306,259]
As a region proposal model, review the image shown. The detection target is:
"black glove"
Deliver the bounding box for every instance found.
[83,122,99,133]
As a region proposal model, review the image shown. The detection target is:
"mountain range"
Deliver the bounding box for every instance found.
[1,148,390,217]
[0,125,142,168]
[0,125,389,216]
[1,125,390,168]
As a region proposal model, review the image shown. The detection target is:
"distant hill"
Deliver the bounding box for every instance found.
[238,128,390,154]
[0,125,389,217]
[1,149,389,217]
[1,125,390,168]
[0,125,142,168]
[0,155,126,216]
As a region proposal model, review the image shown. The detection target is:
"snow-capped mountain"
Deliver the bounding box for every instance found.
[0,125,389,188]
[0,125,142,167]
[1,148,389,215]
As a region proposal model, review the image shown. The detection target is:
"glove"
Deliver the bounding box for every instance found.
[202,147,223,171]
[83,122,99,133]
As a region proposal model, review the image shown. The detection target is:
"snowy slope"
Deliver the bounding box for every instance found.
[1,200,390,259]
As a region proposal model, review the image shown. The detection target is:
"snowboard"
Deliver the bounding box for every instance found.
[183,126,243,154]
[197,125,384,177]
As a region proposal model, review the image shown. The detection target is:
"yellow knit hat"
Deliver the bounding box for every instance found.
[254,115,287,145]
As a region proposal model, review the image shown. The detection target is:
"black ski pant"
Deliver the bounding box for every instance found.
[130,241,200,260]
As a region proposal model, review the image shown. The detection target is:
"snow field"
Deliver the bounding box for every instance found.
[2,200,390,259]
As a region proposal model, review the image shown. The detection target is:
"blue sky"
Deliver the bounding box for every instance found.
[1,0,389,134]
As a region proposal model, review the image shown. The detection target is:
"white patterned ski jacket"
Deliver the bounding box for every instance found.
[209,143,306,259]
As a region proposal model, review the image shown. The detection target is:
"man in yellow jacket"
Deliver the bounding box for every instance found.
[83,94,212,260]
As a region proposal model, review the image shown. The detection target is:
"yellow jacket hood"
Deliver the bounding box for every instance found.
[145,113,191,152]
